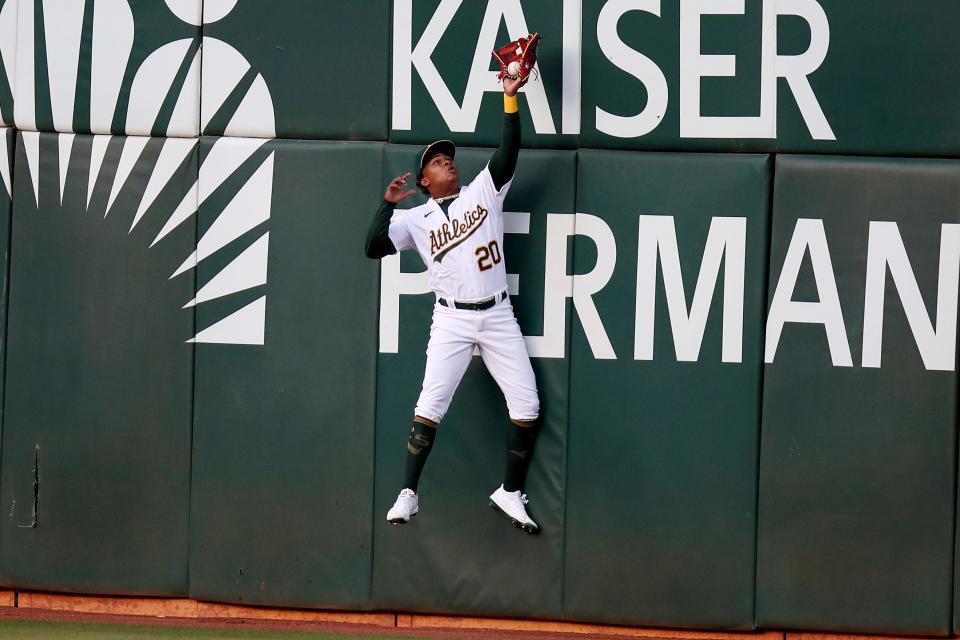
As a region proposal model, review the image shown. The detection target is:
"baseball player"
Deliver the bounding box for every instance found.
[364,74,541,533]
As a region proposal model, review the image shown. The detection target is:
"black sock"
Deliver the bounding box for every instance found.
[504,420,539,492]
[403,420,437,492]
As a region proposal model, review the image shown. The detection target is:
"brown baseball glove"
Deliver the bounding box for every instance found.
[492,33,541,82]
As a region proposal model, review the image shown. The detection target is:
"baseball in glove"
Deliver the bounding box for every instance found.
[492,33,540,83]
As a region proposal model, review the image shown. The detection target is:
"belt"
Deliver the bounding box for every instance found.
[437,290,508,311]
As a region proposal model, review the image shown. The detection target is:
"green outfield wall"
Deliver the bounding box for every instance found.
[756,156,960,634]
[0,131,194,595]
[565,151,770,628]
[0,0,958,635]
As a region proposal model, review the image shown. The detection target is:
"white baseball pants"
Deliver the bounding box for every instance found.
[414,298,540,424]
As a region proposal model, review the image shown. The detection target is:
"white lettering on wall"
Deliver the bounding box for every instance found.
[392,0,834,141]
[381,213,956,373]
[572,213,618,359]
[392,0,556,134]
[635,215,746,362]
[595,0,668,138]
[679,0,776,138]
[862,222,960,371]
[524,213,617,359]
[775,0,835,140]
[765,218,852,366]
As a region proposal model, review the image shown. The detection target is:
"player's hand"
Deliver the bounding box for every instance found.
[503,75,527,97]
[384,172,416,204]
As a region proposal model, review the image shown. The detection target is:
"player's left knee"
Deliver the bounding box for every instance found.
[508,401,540,426]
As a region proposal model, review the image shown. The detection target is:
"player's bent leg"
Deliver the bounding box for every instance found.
[404,417,437,488]
[413,309,476,424]
[478,303,542,533]
[504,415,539,492]
[387,417,440,525]
[489,414,540,533]
[476,302,540,422]
[477,302,541,483]
[388,308,475,526]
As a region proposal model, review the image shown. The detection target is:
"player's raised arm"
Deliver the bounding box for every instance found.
[487,77,525,191]
[364,172,415,259]
[489,33,539,190]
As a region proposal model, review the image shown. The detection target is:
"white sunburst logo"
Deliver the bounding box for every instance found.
[1,0,275,345]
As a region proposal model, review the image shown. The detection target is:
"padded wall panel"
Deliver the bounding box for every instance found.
[14,0,200,136]
[0,130,196,594]
[188,139,382,608]
[201,1,389,140]
[0,126,11,201]
[0,127,12,450]
[0,0,16,126]
[564,151,770,628]
[956,478,960,635]
[388,0,577,150]
[756,156,958,635]
[371,144,573,618]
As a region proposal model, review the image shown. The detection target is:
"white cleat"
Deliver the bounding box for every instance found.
[386,488,419,524]
[489,485,539,534]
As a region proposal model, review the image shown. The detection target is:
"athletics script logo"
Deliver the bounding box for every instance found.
[431,205,489,261]
[0,0,274,345]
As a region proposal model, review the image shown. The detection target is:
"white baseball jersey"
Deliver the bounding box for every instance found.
[388,165,512,301]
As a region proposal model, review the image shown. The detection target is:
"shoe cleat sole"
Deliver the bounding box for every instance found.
[489,501,539,535]
[387,512,416,525]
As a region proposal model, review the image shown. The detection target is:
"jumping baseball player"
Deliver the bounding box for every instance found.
[364,53,541,533]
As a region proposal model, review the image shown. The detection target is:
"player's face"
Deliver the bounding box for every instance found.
[421,153,460,195]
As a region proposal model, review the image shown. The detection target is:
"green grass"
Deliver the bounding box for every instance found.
[0,618,426,640]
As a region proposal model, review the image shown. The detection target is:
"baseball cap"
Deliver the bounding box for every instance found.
[419,140,456,170]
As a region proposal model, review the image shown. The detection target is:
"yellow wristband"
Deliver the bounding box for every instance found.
[504,94,518,113]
